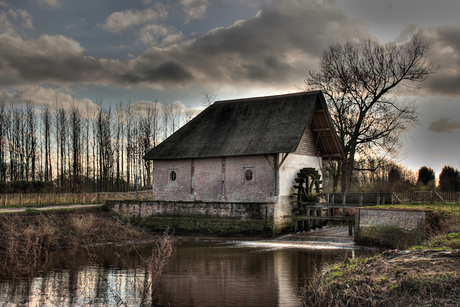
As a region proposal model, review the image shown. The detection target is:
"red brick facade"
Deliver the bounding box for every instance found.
[152,155,277,203]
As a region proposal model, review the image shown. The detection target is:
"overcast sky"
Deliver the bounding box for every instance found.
[1,0,460,177]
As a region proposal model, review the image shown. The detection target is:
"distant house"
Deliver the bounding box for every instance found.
[143,91,344,233]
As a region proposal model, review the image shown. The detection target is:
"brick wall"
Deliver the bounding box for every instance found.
[294,125,318,156]
[355,208,431,248]
[152,159,193,201]
[194,157,222,201]
[151,155,276,203]
[225,155,276,202]
[149,153,322,234]
[356,208,428,231]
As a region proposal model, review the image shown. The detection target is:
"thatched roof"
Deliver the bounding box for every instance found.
[144,91,344,160]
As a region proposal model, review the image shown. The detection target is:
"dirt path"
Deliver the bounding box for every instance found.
[0,204,102,213]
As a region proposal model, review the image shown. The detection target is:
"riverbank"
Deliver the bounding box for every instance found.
[0,208,162,280]
[302,249,460,306]
[302,203,460,306]
[0,208,176,306]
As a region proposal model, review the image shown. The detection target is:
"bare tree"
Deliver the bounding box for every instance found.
[171,101,185,134]
[24,102,37,181]
[0,101,5,181]
[306,36,436,192]
[114,102,123,191]
[42,104,52,183]
[11,105,24,181]
[56,105,67,191]
[201,91,217,107]
[70,104,82,191]
[96,107,113,191]
[162,102,171,140]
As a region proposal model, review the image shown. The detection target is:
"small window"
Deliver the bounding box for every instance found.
[170,171,177,181]
[245,169,253,181]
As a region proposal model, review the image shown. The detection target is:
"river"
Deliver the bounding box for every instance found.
[0,237,377,306]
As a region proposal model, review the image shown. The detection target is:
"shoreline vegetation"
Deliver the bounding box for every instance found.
[0,208,176,306]
[302,203,460,306]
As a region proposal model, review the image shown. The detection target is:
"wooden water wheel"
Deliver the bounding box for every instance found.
[292,168,323,231]
[293,167,322,214]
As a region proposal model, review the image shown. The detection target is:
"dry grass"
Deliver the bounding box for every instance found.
[302,252,460,307]
[0,211,149,280]
[302,212,460,307]
[0,211,175,306]
[84,231,176,306]
[139,231,175,306]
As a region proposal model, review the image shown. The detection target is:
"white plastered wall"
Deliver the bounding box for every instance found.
[273,153,322,234]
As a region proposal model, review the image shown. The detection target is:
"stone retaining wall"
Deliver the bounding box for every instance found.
[106,200,275,236]
[355,208,432,248]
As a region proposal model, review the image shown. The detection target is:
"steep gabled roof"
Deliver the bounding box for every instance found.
[144,91,344,160]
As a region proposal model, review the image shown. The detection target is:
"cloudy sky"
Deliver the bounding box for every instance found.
[1,0,460,177]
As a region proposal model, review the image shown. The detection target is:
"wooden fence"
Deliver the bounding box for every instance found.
[0,191,154,207]
[392,191,460,204]
[0,190,459,207]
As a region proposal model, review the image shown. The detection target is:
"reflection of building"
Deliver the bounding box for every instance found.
[139,91,344,234]
[160,244,278,306]
[159,243,335,307]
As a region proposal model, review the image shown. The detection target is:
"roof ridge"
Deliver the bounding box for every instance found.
[214,90,320,104]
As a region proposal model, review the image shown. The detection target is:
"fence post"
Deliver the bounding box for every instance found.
[3,194,6,207]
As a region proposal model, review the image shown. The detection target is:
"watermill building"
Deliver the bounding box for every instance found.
[138,91,344,234]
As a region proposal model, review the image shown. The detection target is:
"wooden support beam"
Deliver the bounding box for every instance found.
[312,128,331,131]
[284,215,355,221]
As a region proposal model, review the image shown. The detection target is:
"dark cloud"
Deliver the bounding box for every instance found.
[0,34,123,86]
[0,0,371,89]
[118,60,193,84]
[3,0,460,97]
[428,117,460,133]
[128,0,370,88]
[418,26,460,96]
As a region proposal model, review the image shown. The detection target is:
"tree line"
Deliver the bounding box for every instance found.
[0,99,193,193]
[322,159,460,193]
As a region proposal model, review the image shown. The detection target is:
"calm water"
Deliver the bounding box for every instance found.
[0,239,377,306]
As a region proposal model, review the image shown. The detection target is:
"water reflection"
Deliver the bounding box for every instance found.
[0,240,377,306]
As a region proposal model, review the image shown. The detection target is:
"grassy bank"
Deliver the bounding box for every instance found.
[302,203,460,306]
